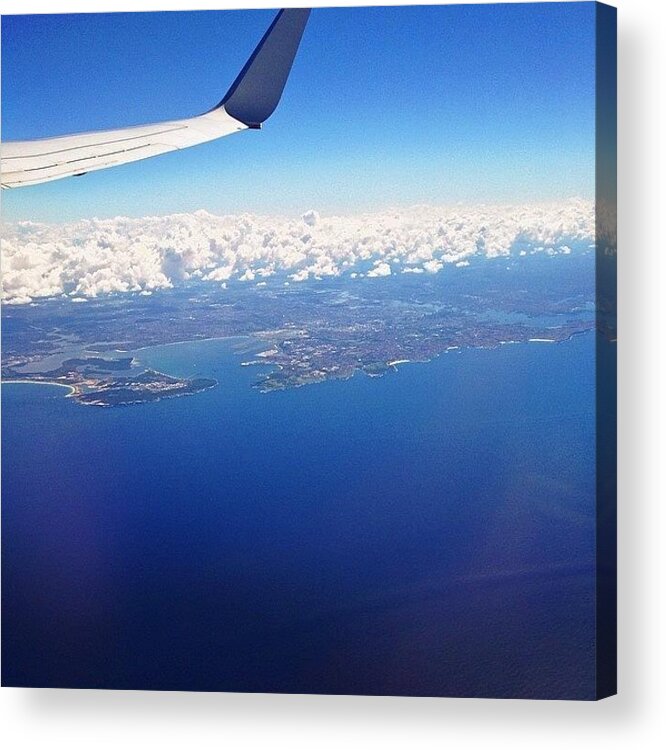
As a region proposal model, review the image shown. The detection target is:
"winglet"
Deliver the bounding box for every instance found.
[216,8,311,127]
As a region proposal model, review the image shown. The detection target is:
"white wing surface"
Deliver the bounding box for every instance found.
[1,8,310,189]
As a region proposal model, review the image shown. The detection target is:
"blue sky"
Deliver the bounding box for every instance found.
[2,3,596,222]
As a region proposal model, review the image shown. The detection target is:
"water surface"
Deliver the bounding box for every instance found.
[2,333,596,698]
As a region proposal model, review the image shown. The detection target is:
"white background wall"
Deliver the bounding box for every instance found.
[1,1,664,747]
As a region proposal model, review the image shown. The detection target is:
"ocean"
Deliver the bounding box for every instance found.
[2,332,596,698]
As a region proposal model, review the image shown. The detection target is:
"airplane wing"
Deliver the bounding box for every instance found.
[1,8,310,189]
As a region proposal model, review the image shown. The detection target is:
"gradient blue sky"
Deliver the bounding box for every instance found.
[2,3,596,222]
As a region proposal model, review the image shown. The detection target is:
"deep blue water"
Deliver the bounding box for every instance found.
[2,334,596,698]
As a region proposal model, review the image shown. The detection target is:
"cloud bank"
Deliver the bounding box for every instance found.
[1,199,594,305]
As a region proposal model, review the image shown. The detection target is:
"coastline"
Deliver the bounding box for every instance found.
[2,379,78,396]
[131,334,251,354]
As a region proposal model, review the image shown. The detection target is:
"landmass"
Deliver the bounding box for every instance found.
[242,317,592,392]
[3,356,216,407]
[74,370,217,407]
[2,252,600,404]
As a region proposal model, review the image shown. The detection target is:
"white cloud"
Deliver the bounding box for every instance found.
[1,199,594,305]
[301,209,319,227]
[423,259,444,274]
[367,261,392,278]
[290,268,310,282]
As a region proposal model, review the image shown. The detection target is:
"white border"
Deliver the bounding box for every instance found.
[3,2,665,749]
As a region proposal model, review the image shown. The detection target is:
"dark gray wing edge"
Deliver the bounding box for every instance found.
[214,8,311,127]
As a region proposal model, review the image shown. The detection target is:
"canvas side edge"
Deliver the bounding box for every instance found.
[594,0,618,701]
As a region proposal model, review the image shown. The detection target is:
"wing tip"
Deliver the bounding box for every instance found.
[216,7,311,127]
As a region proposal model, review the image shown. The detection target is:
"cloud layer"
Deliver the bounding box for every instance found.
[1,199,594,305]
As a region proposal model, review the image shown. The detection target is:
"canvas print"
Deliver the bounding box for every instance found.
[1,3,616,699]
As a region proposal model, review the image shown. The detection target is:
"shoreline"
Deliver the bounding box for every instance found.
[2,379,77,396]
[3,329,599,400]
[131,334,251,354]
